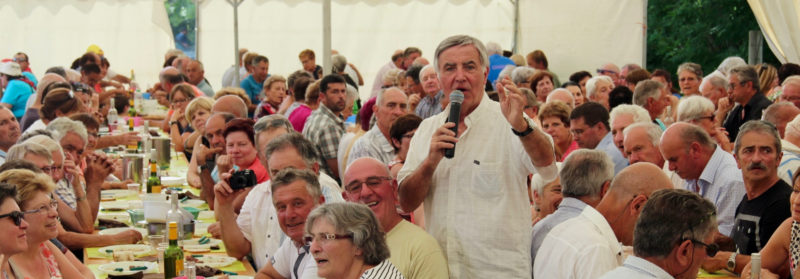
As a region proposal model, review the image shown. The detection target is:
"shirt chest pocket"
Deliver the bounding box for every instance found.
[468,161,502,199]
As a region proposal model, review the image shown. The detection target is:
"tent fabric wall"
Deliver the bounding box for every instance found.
[517,0,645,82]
[0,0,644,102]
[199,0,515,101]
[748,0,800,64]
[0,0,174,89]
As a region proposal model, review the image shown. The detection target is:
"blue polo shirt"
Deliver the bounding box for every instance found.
[240,74,269,104]
[1,79,34,118]
[488,54,516,87]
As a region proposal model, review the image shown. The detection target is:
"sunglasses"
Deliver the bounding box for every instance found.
[0,211,25,226]
[689,239,719,257]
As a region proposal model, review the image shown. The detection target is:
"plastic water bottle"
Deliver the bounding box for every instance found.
[751,253,761,279]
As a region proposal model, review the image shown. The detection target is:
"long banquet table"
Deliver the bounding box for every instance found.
[84,147,256,278]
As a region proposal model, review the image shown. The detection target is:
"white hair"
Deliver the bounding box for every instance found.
[46,117,88,147]
[783,75,800,88]
[531,162,562,195]
[498,65,515,83]
[486,42,502,55]
[677,95,715,122]
[511,66,536,85]
[610,104,651,129]
[418,65,435,82]
[701,74,727,91]
[623,122,663,147]
[716,56,747,77]
[546,88,575,107]
[586,75,614,100]
[22,135,64,163]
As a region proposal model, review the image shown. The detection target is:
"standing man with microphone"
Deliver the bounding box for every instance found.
[398,35,557,278]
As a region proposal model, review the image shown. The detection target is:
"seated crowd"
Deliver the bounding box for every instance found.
[0,35,799,279]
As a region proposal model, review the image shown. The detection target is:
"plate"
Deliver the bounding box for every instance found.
[161,177,186,186]
[98,227,147,236]
[198,211,215,220]
[98,261,157,275]
[98,212,130,223]
[211,276,253,279]
[102,189,136,199]
[181,199,206,207]
[182,237,221,252]
[101,201,129,211]
[192,254,236,268]
[99,244,153,257]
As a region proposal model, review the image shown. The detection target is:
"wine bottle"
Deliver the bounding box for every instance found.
[163,222,184,278]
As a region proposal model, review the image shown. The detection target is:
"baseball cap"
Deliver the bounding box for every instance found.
[0,62,22,76]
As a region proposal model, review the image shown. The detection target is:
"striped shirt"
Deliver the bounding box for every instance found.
[360,260,405,279]
[414,91,443,119]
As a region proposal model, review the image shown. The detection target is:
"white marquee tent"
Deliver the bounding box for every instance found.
[0,0,646,100]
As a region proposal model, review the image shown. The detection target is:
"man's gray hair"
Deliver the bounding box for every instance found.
[762,101,796,127]
[729,65,761,93]
[559,149,614,199]
[485,41,502,55]
[632,80,665,107]
[623,122,663,147]
[498,65,515,83]
[585,75,613,100]
[701,74,727,91]
[511,67,536,85]
[734,120,781,156]
[783,75,800,88]
[434,35,489,74]
[677,95,715,122]
[331,55,347,73]
[677,62,703,78]
[531,163,562,196]
[264,133,319,172]
[46,117,87,146]
[7,141,52,163]
[21,135,64,162]
[634,189,717,258]
[270,168,322,204]
[376,87,403,108]
[254,115,293,150]
[610,104,651,127]
[304,203,390,266]
[418,65,435,82]
[345,84,358,107]
[716,56,747,77]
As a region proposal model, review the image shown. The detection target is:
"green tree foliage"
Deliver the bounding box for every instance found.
[647,0,779,80]
[164,0,196,43]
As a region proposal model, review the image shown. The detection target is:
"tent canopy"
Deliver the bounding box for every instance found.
[1,0,645,101]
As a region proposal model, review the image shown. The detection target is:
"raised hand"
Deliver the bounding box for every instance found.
[496,76,528,131]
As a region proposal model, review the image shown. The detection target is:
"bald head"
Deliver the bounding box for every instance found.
[598,162,672,245]
[344,157,391,183]
[212,95,248,118]
[546,88,575,108]
[763,102,800,138]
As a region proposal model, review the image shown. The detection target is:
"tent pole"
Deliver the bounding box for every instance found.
[512,0,519,54]
[642,0,648,69]
[322,0,331,76]
[228,0,244,84]
[195,0,200,59]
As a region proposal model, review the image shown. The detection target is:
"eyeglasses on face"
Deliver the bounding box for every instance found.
[304,232,353,246]
[25,199,59,215]
[344,176,392,194]
[687,239,719,257]
[0,211,25,226]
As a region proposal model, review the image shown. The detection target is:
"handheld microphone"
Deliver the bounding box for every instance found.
[444,90,464,159]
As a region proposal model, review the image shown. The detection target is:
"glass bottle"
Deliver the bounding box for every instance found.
[146,161,161,194]
[166,192,183,240]
[163,222,184,278]
[107,98,118,132]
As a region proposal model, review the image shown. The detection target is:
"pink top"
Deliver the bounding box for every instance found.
[246,157,269,184]
[40,243,62,278]
[288,104,312,132]
[560,141,579,162]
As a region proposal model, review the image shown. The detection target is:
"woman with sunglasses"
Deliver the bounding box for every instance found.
[306,203,404,279]
[0,183,29,278]
[0,169,93,278]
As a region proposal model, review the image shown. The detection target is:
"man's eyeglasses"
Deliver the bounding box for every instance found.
[303,233,352,246]
[344,176,392,194]
[41,165,63,175]
[12,58,26,63]
[25,199,59,215]
[687,239,719,257]
[727,81,747,90]
[696,115,715,122]
[0,211,25,226]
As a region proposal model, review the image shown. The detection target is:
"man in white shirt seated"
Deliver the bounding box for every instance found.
[600,189,718,279]
[534,161,673,278]
[253,169,326,279]
[216,119,342,270]
[343,157,448,279]
[347,87,408,166]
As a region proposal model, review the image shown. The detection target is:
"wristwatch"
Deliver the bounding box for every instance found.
[727,251,737,271]
[512,118,534,137]
[169,121,179,126]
